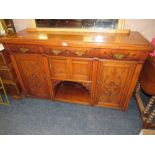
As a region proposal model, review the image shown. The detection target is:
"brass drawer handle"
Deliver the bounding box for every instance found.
[52,50,62,55]
[113,53,125,59]
[19,48,29,53]
[75,51,85,56]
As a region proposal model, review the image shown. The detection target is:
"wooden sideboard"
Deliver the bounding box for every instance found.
[0,29,153,110]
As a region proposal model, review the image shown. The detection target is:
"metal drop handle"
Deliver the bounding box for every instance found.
[75,51,85,56]
[52,50,62,55]
[113,53,125,59]
[19,48,29,53]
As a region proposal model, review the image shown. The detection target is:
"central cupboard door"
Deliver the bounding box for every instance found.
[70,58,92,81]
[96,60,136,109]
[11,54,50,98]
[49,57,68,79]
[49,57,92,82]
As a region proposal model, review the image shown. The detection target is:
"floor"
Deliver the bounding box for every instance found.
[0,93,149,135]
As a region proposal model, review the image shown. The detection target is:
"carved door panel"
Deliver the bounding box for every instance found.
[13,54,50,98]
[96,60,136,109]
[49,57,68,79]
[70,58,92,81]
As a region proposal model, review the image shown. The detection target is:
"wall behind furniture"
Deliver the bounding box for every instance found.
[0,21,4,31]
[13,19,34,32]
[125,19,155,41]
[13,19,155,41]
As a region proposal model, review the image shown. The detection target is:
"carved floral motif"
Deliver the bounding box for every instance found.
[99,67,126,102]
[29,74,42,92]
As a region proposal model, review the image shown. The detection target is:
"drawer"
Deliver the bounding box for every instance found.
[94,49,148,61]
[41,46,93,58]
[0,64,16,81]
[4,44,41,54]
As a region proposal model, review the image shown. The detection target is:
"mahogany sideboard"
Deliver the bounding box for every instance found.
[0,29,153,110]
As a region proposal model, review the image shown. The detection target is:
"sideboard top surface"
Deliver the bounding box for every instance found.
[0,29,153,51]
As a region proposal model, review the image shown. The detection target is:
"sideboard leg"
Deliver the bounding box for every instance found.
[144,96,155,115]
[146,108,155,123]
[135,81,141,94]
[144,108,155,128]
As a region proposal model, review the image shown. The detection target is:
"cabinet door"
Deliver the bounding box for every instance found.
[49,57,68,79]
[96,60,136,109]
[49,57,92,82]
[12,54,50,98]
[70,58,92,81]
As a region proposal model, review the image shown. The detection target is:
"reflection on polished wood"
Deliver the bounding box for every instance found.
[1,29,152,50]
[0,29,153,110]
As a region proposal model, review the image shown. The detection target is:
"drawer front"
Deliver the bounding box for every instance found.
[0,64,16,81]
[94,49,148,61]
[41,46,93,58]
[5,44,41,54]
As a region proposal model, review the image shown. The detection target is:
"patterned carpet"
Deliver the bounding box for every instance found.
[0,94,148,135]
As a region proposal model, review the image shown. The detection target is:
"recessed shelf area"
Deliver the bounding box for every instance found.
[53,81,91,105]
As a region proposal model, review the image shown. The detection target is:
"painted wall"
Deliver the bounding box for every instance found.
[13,19,34,31]
[0,21,4,31]
[125,19,155,41]
[13,19,155,41]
